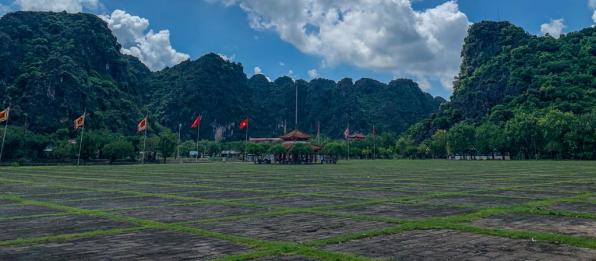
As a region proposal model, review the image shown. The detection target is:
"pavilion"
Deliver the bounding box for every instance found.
[274,130,321,164]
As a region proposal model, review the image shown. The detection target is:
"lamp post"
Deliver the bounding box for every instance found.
[177,123,181,163]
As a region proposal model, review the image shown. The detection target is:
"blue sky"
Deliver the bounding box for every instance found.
[1,0,594,98]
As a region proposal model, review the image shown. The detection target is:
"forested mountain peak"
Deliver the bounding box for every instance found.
[404,21,596,159]
[0,11,150,133]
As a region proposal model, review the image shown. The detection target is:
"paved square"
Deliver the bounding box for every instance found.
[471,214,596,238]
[0,215,133,241]
[0,229,249,260]
[0,161,594,260]
[193,213,390,242]
[324,229,596,260]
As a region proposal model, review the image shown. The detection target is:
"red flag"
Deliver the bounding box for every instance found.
[239,118,249,129]
[191,115,202,129]
[0,107,9,123]
[343,127,350,139]
[73,113,85,130]
[137,117,148,132]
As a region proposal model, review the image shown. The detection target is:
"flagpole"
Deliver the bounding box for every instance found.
[316,120,320,163]
[347,123,350,161]
[142,114,147,164]
[317,120,320,145]
[0,108,9,163]
[77,109,86,166]
[196,120,200,162]
[245,121,249,142]
[177,123,181,163]
[373,124,376,160]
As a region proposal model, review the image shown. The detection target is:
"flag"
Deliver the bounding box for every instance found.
[138,117,148,132]
[191,115,202,129]
[239,118,249,129]
[239,117,249,129]
[343,127,350,139]
[0,107,9,123]
[73,113,85,130]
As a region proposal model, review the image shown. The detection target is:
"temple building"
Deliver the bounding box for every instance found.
[275,130,321,164]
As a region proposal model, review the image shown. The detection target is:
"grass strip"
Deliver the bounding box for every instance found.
[0,227,145,247]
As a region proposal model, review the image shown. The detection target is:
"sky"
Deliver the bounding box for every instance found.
[0,0,594,98]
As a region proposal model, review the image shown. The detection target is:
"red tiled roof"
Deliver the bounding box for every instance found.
[280,130,311,141]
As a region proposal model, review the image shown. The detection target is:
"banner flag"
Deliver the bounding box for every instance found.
[191,115,202,129]
[73,113,85,130]
[138,117,148,132]
[239,117,249,129]
[0,107,9,123]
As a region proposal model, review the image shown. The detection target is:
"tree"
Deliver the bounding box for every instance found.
[505,112,541,159]
[322,142,346,160]
[103,139,134,163]
[395,137,416,158]
[158,130,177,163]
[269,144,287,155]
[538,109,576,159]
[377,147,394,159]
[475,122,505,158]
[446,122,476,157]
[429,130,447,158]
[179,140,196,158]
[416,143,431,159]
[290,143,313,154]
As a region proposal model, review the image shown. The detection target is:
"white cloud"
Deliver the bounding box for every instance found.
[100,9,189,71]
[217,53,235,61]
[540,19,565,38]
[215,0,469,90]
[588,1,596,24]
[279,61,285,66]
[253,66,272,81]
[307,69,318,79]
[15,0,99,13]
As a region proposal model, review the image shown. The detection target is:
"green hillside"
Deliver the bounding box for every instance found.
[404,21,596,159]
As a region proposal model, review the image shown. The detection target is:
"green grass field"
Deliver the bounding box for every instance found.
[0,160,595,260]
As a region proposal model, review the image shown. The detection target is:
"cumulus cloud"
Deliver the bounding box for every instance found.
[215,0,469,90]
[590,0,596,24]
[100,10,189,71]
[253,66,272,81]
[307,69,318,79]
[15,0,99,13]
[540,19,565,38]
[217,53,235,61]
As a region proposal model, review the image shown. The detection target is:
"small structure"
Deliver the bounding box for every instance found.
[274,130,321,164]
[347,133,366,141]
[220,150,241,159]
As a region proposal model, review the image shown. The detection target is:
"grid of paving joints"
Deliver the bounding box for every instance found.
[0,161,595,260]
